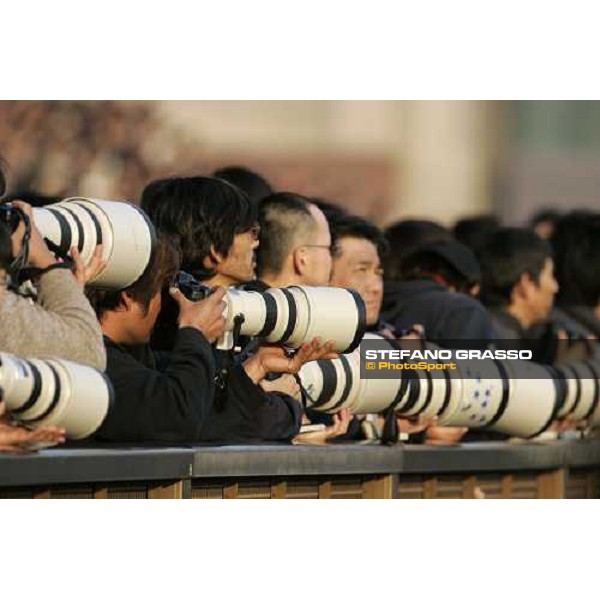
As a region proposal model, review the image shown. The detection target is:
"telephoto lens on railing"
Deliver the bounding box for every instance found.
[32,197,156,289]
[297,334,588,439]
[0,353,113,439]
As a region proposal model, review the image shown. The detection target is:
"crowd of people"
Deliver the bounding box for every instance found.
[1,152,599,453]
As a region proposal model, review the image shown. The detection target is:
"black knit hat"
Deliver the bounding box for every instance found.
[407,240,481,284]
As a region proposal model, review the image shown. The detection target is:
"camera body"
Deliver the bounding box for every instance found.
[170,271,367,354]
[0,203,24,233]
[172,271,213,302]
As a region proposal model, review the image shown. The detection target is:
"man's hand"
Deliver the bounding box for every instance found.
[243,337,336,384]
[425,425,468,445]
[0,402,66,453]
[293,408,353,445]
[170,285,227,343]
[260,374,301,399]
[71,245,106,288]
[9,201,57,269]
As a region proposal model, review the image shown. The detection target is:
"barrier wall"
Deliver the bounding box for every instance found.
[1,441,599,499]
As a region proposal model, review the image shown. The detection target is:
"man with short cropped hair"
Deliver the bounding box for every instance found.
[256,192,333,288]
[326,210,387,329]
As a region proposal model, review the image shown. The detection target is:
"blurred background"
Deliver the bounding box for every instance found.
[2,100,599,225]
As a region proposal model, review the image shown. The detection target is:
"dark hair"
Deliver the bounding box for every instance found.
[86,235,180,319]
[310,199,347,249]
[326,210,388,259]
[257,192,315,277]
[530,209,561,229]
[479,227,552,307]
[212,166,273,206]
[141,176,256,281]
[551,211,600,307]
[453,215,500,255]
[383,219,452,281]
[0,223,12,271]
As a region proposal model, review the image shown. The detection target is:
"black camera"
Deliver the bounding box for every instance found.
[172,271,213,302]
[0,204,23,233]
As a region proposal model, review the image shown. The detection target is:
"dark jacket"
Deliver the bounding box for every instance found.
[150,281,302,444]
[382,280,497,348]
[487,307,557,364]
[197,356,302,444]
[95,328,216,443]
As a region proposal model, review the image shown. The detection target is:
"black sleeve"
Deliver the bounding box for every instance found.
[96,327,216,443]
[198,364,303,443]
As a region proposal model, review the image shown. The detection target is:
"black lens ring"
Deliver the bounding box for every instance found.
[529,366,566,438]
[310,359,338,409]
[582,360,600,420]
[418,368,435,415]
[61,206,85,253]
[23,362,62,424]
[328,354,354,411]
[11,362,43,416]
[46,208,72,255]
[396,369,421,414]
[76,202,103,245]
[257,291,278,337]
[278,288,297,344]
[344,289,367,353]
[438,366,453,417]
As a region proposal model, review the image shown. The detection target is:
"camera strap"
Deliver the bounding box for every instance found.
[15,262,72,286]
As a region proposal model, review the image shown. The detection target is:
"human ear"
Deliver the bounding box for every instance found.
[204,244,224,270]
[293,247,308,275]
[119,291,136,312]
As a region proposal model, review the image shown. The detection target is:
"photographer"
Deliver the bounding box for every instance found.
[254,193,360,441]
[141,177,327,444]
[86,235,227,443]
[0,198,106,370]
[0,219,66,452]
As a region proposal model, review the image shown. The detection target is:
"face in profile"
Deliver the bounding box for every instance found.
[302,204,332,286]
[329,236,383,326]
[529,257,559,322]
[217,226,260,286]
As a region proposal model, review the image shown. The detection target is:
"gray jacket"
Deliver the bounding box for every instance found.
[0,269,106,370]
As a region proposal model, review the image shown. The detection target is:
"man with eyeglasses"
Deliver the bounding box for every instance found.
[251,192,353,442]
[256,192,335,289]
